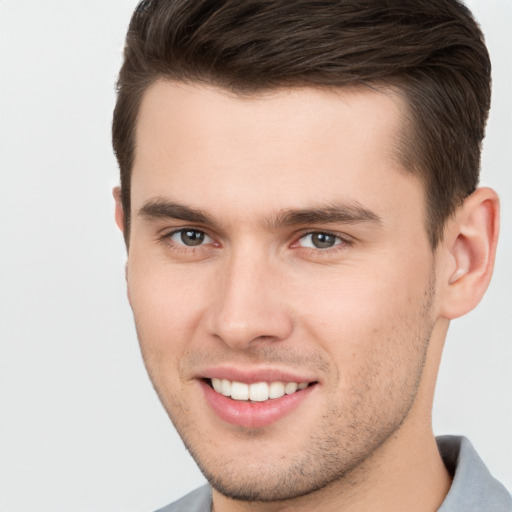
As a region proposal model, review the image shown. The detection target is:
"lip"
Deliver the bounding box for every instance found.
[198,366,318,384]
[199,377,317,428]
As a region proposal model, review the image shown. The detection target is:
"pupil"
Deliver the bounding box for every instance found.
[313,233,335,248]
[181,230,204,246]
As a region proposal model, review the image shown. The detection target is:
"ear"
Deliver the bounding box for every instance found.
[439,187,499,320]
[113,186,125,234]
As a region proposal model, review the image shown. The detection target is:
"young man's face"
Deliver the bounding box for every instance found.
[121,82,444,501]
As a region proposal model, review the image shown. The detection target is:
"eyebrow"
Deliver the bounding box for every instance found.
[139,198,213,224]
[270,204,381,228]
[138,197,382,228]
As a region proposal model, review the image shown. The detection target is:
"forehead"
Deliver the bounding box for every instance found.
[131,81,423,228]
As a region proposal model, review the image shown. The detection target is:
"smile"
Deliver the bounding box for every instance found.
[210,378,310,402]
[200,375,317,427]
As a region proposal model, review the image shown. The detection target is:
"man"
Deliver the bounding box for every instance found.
[111,1,511,511]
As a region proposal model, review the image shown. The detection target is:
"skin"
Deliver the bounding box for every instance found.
[114,81,499,512]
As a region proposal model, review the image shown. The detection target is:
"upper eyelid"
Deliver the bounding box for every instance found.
[157,226,353,248]
[160,225,211,237]
[300,229,344,236]
[164,228,350,240]
[286,232,352,256]
[169,227,212,238]
[157,226,211,241]
[295,229,352,242]
[300,231,343,239]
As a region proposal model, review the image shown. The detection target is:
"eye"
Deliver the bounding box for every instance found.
[169,229,213,247]
[297,232,344,249]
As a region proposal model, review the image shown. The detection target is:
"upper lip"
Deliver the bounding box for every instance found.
[197,365,318,384]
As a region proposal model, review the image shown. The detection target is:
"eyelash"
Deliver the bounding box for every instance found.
[158,228,216,252]
[158,228,352,256]
[295,231,348,249]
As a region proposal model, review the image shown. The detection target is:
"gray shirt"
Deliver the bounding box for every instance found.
[156,436,511,512]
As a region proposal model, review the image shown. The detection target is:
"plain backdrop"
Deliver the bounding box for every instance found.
[0,1,510,511]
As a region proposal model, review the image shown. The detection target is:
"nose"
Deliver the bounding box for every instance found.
[205,250,294,350]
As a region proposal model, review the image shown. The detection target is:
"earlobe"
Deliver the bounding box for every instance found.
[113,186,125,234]
[440,187,499,320]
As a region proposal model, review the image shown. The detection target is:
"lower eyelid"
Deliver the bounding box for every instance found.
[297,232,345,249]
[159,229,350,252]
[170,229,213,245]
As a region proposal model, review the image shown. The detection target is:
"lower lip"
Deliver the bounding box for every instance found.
[200,380,315,428]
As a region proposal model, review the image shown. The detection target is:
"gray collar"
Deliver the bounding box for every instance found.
[437,435,511,511]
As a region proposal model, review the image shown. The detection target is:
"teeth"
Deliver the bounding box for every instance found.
[285,382,298,394]
[221,378,231,397]
[210,378,310,402]
[249,382,269,402]
[231,381,249,400]
[269,381,285,399]
[212,378,223,393]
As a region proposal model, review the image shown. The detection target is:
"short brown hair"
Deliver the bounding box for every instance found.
[112,0,491,248]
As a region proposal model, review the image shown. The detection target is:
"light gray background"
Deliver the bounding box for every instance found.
[0,1,510,511]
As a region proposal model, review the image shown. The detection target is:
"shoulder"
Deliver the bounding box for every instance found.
[154,485,212,512]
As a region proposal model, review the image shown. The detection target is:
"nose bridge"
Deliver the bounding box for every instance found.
[206,243,293,349]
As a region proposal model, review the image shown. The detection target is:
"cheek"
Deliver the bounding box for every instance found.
[126,253,209,356]
[299,261,433,385]
[126,261,210,419]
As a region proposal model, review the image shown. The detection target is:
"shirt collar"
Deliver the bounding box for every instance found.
[437,435,511,511]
